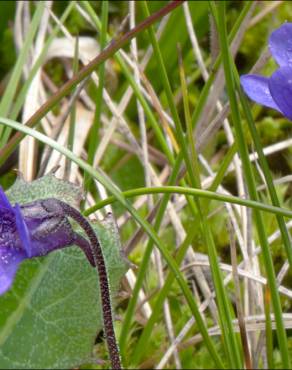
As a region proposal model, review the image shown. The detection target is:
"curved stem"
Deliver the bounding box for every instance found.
[58,200,121,369]
[83,186,292,219]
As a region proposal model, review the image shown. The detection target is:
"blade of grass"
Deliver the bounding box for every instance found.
[85,0,108,193]
[141,1,242,366]
[117,154,183,367]
[190,1,253,129]
[0,1,46,138]
[80,0,174,163]
[64,36,79,180]
[228,220,252,369]
[264,287,274,369]
[130,224,199,366]
[178,44,242,366]
[207,143,237,192]
[216,3,290,367]
[0,1,76,148]
[83,186,292,220]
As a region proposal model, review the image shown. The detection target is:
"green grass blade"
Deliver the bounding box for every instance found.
[85,0,108,192]
[141,2,242,365]
[80,0,174,163]
[118,156,183,365]
[0,1,46,138]
[131,224,199,365]
[191,1,253,129]
[208,143,237,192]
[84,186,292,220]
[264,287,274,369]
[178,43,242,366]
[0,1,75,147]
[65,37,79,178]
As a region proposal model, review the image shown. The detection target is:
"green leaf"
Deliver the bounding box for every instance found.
[6,171,83,206]
[0,175,128,368]
[145,1,208,91]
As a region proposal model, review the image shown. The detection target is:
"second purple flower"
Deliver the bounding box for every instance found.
[240,22,292,120]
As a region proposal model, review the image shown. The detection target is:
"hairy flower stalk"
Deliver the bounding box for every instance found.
[0,187,121,369]
[58,200,121,370]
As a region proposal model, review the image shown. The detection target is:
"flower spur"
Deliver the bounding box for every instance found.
[0,186,94,295]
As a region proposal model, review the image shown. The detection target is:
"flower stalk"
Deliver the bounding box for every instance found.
[59,200,121,369]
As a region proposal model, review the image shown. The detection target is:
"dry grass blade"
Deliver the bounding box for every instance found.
[18,1,52,180]
[228,220,252,369]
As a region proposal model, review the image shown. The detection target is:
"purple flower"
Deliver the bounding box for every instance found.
[0,186,94,295]
[240,23,292,120]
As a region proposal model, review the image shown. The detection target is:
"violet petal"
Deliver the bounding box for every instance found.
[0,247,26,295]
[268,66,292,121]
[14,203,31,257]
[240,74,281,111]
[269,23,292,67]
[0,186,13,211]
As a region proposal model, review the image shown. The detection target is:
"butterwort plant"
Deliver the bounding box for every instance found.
[0,185,122,369]
[241,22,292,120]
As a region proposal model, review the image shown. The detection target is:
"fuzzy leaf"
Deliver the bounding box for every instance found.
[6,172,83,207]
[0,175,127,368]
